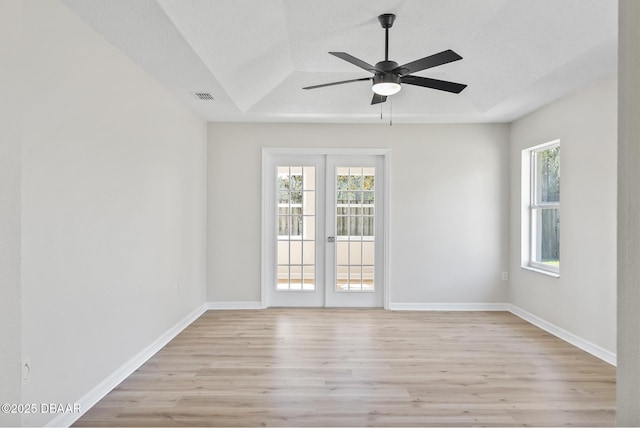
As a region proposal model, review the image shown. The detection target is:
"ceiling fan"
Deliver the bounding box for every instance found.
[303,13,467,105]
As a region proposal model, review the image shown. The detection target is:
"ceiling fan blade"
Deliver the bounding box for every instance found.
[371,93,387,105]
[303,77,372,90]
[329,52,378,73]
[401,75,467,93]
[394,49,463,75]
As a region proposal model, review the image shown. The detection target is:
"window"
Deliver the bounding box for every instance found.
[523,141,560,275]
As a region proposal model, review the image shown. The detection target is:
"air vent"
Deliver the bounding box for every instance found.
[192,92,214,101]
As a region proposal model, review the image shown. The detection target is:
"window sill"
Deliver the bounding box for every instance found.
[521,265,560,278]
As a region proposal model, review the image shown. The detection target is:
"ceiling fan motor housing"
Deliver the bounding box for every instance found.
[373,73,401,86]
[374,60,399,72]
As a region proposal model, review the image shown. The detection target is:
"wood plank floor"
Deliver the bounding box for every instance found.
[74,309,615,427]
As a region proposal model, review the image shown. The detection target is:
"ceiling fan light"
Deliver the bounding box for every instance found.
[372,74,402,96]
[372,82,401,96]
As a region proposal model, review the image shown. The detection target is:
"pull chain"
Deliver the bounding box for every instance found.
[389,96,393,126]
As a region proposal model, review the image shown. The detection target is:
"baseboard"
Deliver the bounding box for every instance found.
[389,302,616,366]
[508,304,617,366]
[46,303,207,428]
[207,301,264,310]
[389,302,509,311]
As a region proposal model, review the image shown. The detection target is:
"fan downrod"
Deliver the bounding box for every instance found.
[378,13,396,28]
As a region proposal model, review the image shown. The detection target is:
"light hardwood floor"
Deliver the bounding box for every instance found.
[74,309,615,427]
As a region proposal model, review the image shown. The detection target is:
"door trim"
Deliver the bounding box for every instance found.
[261,148,391,309]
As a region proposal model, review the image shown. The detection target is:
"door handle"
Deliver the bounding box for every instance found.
[327,237,335,243]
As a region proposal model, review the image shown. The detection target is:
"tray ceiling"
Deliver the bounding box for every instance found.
[61,0,617,123]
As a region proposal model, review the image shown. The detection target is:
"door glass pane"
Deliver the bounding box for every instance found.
[336,266,348,290]
[335,166,375,292]
[337,242,348,264]
[277,215,289,236]
[290,241,302,265]
[302,216,315,240]
[349,266,363,290]
[349,241,362,265]
[337,216,348,236]
[362,266,374,291]
[289,266,302,290]
[277,241,289,265]
[303,241,315,265]
[277,166,316,291]
[303,191,315,215]
[362,241,375,265]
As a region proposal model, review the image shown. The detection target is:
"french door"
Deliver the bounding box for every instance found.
[264,152,386,307]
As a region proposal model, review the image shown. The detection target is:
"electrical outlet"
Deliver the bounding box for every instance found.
[501,271,509,281]
[22,359,31,384]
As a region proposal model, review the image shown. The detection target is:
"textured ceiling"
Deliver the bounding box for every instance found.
[61,0,617,123]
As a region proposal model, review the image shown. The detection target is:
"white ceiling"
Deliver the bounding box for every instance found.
[61,0,617,123]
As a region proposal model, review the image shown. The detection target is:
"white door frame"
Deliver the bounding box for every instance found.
[261,148,391,309]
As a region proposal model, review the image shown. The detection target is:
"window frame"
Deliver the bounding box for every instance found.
[522,140,560,276]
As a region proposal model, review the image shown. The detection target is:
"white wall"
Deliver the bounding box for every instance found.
[617,0,640,423]
[208,123,510,305]
[0,1,23,426]
[509,74,617,354]
[19,1,207,426]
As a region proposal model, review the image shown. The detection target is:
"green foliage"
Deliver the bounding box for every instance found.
[337,174,374,191]
[277,174,303,191]
[539,146,560,202]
